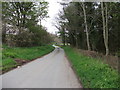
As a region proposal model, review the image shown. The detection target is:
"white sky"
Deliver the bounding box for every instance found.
[41,0,63,34]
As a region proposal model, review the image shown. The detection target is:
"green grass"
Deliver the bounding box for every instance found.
[1,45,54,73]
[63,46,119,88]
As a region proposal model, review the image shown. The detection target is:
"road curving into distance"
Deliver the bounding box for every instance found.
[2,47,82,88]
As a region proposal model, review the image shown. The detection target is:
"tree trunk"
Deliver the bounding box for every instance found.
[63,29,65,46]
[75,30,78,48]
[75,36,78,48]
[2,22,6,43]
[101,2,109,56]
[81,2,91,51]
[105,3,109,56]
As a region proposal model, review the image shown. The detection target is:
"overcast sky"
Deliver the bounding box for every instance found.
[41,0,63,34]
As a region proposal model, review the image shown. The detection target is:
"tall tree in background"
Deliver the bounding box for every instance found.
[37,2,48,25]
[55,11,67,46]
[2,2,52,47]
[2,2,9,43]
[81,2,91,50]
[101,2,109,55]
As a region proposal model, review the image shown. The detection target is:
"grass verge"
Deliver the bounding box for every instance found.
[1,45,54,73]
[63,46,119,88]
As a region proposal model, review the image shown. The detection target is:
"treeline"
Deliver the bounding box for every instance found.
[2,2,52,47]
[57,2,120,55]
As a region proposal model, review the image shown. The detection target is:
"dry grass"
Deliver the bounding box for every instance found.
[78,49,119,70]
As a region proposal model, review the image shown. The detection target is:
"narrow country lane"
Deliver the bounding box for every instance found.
[2,48,82,88]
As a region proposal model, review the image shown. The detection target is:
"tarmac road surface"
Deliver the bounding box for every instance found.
[2,48,82,88]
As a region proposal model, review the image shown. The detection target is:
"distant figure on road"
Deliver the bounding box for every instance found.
[57,47,60,50]
[52,44,60,51]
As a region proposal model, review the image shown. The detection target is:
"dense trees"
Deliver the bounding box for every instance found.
[2,2,52,47]
[57,2,120,55]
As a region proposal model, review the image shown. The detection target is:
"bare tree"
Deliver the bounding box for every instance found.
[101,2,109,56]
[81,2,91,51]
